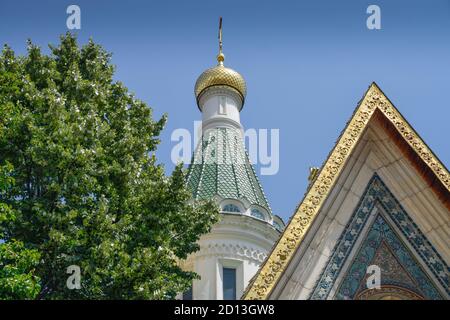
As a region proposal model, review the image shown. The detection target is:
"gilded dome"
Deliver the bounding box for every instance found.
[194,58,247,105]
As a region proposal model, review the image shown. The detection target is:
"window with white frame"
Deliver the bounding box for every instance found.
[273,221,283,231]
[223,203,240,213]
[250,208,265,220]
[222,267,236,300]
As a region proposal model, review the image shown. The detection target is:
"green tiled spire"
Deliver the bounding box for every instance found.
[186,127,272,215]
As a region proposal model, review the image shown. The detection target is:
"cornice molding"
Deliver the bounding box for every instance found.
[187,242,268,264]
[198,85,244,111]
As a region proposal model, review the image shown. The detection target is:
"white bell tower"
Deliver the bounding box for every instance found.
[181,17,284,300]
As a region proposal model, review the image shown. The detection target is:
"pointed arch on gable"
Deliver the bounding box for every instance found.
[309,174,447,300]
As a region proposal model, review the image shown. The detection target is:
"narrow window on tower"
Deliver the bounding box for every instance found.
[219,96,227,114]
[183,285,193,300]
[223,267,236,300]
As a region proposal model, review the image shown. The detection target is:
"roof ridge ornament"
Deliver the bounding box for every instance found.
[217,17,225,65]
[308,167,320,184]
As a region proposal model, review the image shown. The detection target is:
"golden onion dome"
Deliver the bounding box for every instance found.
[194,53,247,106]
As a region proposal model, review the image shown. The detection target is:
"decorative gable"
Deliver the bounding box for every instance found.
[243,83,449,300]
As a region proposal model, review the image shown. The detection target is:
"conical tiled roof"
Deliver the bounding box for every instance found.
[187,127,272,215]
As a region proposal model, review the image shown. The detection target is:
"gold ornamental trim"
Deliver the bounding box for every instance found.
[242,82,450,300]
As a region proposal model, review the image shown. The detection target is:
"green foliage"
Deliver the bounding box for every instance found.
[0,33,218,299]
[0,163,41,299]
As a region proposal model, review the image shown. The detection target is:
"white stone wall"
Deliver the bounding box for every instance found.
[183,214,280,300]
[199,87,243,131]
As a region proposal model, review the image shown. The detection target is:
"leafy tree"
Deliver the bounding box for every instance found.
[0,61,41,299]
[0,162,41,299]
[0,33,218,299]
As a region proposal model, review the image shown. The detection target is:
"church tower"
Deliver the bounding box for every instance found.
[182,18,283,300]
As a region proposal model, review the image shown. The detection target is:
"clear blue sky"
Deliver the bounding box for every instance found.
[1,0,449,222]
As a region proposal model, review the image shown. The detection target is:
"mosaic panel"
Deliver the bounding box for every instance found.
[310,174,448,299]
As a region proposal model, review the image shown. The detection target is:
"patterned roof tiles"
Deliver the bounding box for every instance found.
[186,127,272,215]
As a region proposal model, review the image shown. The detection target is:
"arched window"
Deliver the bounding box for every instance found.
[273,221,283,232]
[251,208,265,220]
[223,204,240,213]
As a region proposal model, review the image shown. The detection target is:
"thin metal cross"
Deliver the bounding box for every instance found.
[218,17,223,55]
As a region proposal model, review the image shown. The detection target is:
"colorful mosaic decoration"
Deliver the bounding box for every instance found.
[186,127,272,215]
[310,174,448,299]
[336,215,442,299]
